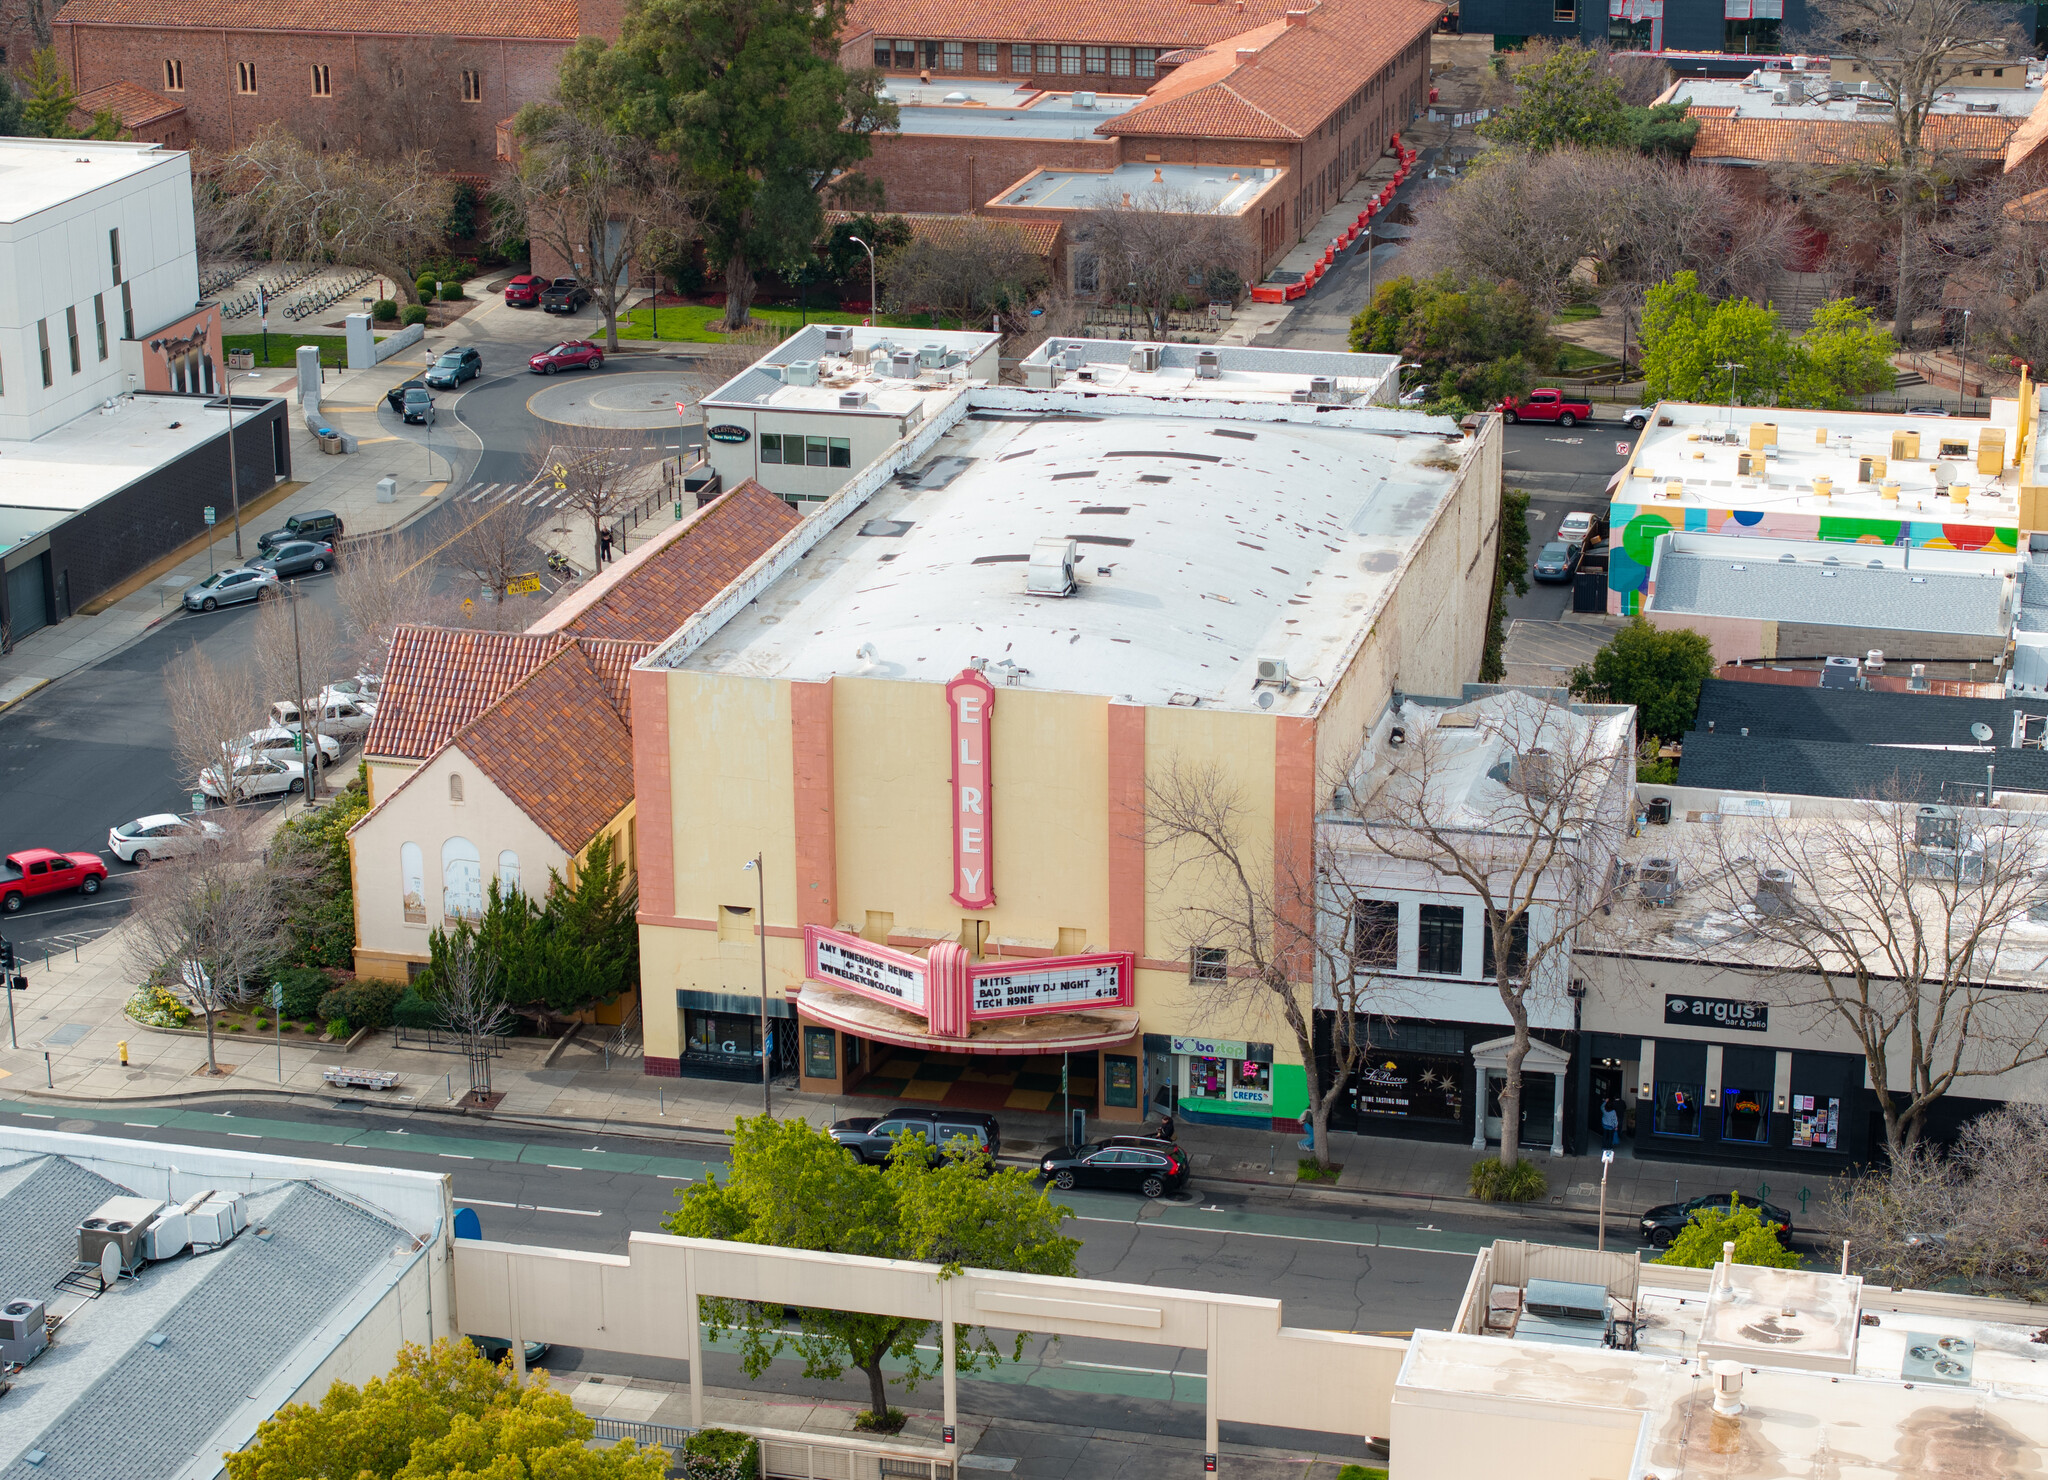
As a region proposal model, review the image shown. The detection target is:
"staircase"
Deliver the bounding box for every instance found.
[1766,271,1839,333]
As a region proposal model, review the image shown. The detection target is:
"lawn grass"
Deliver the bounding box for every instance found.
[1553,341,1618,374]
[222,332,353,369]
[614,303,965,342]
[1553,301,1603,323]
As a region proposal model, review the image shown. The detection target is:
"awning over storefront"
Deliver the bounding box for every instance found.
[797,983,1139,1056]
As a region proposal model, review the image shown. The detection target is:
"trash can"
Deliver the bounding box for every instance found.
[1648,797,1672,825]
[376,475,397,504]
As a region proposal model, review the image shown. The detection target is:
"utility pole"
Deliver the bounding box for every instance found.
[224,376,246,559]
[1722,360,1744,425]
[848,236,878,328]
[743,853,770,1115]
[287,582,324,803]
[1960,307,1972,415]
[1598,1148,1612,1252]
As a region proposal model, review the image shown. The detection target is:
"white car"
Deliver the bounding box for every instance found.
[1557,511,1604,547]
[240,726,343,768]
[108,814,226,865]
[199,754,307,802]
[1399,382,1433,407]
[269,696,376,739]
[326,673,382,702]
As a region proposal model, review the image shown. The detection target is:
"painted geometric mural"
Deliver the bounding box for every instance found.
[1608,503,2019,614]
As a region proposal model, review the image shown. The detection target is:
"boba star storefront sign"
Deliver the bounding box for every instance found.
[948,667,996,909]
[804,925,1132,1038]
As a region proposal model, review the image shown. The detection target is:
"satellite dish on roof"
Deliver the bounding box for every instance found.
[1972,722,1995,742]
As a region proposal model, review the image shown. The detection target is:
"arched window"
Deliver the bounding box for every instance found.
[442,837,482,921]
[401,842,425,924]
[497,850,520,897]
[449,772,464,804]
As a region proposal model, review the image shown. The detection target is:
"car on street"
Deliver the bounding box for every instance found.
[1040,1136,1190,1198]
[1,848,108,911]
[401,386,436,425]
[1496,389,1593,426]
[502,274,547,307]
[1399,382,1434,407]
[1531,540,1582,582]
[467,1335,551,1365]
[1906,405,1953,417]
[540,277,592,314]
[256,509,344,553]
[108,814,226,865]
[199,754,306,802]
[425,346,483,389]
[1639,1191,1794,1249]
[270,695,376,739]
[1623,405,1656,429]
[249,540,336,579]
[829,1108,1001,1167]
[239,726,343,768]
[1556,510,1607,548]
[326,673,382,703]
[182,566,278,612]
[529,340,602,375]
[383,377,428,413]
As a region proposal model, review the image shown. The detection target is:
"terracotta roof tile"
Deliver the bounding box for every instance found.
[1690,110,2021,165]
[1102,0,1443,142]
[541,480,799,643]
[56,0,576,38]
[365,628,568,762]
[453,648,636,853]
[576,637,656,721]
[71,81,184,129]
[826,210,1062,257]
[843,0,1298,47]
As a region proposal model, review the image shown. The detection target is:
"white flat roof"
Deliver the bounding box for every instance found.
[995,162,1282,213]
[702,325,999,416]
[879,78,1145,137]
[1025,338,1402,405]
[1673,68,2039,119]
[678,398,1473,714]
[0,138,183,226]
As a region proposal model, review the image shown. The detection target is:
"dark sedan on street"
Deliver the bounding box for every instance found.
[1639,1191,1794,1249]
[1041,1136,1190,1198]
[384,376,427,412]
[250,539,336,579]
[529,340,603,375]
[1531,540,1581,583]
[402,386,436,425]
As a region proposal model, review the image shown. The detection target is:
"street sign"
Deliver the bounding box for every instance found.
[1602,1149,1614,1164]
[270,982,284,1009]
[203,507,217,526]
[1615,441,1631,456]
[191,791,206,811]
[8,975,26,991]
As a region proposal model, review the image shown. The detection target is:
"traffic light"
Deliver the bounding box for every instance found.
[0,938,13,971]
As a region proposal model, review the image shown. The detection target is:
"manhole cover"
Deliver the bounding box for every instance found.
[58,1119,96,1132]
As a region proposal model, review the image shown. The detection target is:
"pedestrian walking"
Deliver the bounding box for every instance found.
[598,526,614,564]
[1298,1109,1315,1153]
[1600,1096,1621,1148]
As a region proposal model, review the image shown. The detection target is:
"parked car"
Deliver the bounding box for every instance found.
[540,277,592,314]
[402,386,436,426]
[383,377,428,413]
[249,540,336,579]
[503,274,547,307]
[1639,1191,1794,1249]
[199,754,306,802]
[1531,540,1582,582]
[529,340,603,375]
[269,696,376,739]
[326,673,382,702]
[425,346,483,389]
[1,848,108,911]
[108,814,225,865]
[239,726,343,768]
[256,509,345,553]
[1556,510,1607,548]
[1399,382,1434,407]
[1905,405,1953,417]
[1497,389,1594,426]
[1623,404,1657,430]
[829,1108,1001,1167]
[467,1335,551,1365]
[182,566,278,612]
[1040,1136,1190,1198]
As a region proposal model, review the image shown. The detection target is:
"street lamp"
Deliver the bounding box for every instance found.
[1127,281,1137,341]
[1721,360,1744,425]
[1396,360,1424,404]
[223,369,263,560]
[848,236,878,327]
[742,854,770,1115]
[1960,307,1973,414]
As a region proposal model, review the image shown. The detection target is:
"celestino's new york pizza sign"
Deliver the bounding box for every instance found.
[804,925,1132,1034]
[947,667,995,910]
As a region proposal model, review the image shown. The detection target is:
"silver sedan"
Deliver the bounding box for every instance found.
[108,813,226,865]
[199,754,306,802]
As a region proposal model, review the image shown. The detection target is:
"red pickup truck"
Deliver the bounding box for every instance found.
[2,848,107,913]
[1497,389,1594,427]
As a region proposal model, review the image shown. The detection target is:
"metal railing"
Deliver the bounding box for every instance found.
[391,1024,508,1056]
[584,1418,958,1480]
[591,1416,695,1452]
[617,485,676,541]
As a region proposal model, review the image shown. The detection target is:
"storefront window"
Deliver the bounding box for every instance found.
[687,1011,760,1060]
[1186,1055,1271,1106]
[1349,1052,1465,1122]
[1654,1080,1702,1137]
[1722,1086,1770,1143]
[1188,1055,1231,1101]
[1790,1094,1841,1149]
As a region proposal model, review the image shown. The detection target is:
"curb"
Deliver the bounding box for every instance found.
[0,676,52,716]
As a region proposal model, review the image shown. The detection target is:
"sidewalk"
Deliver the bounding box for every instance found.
[0,917,1841,1234]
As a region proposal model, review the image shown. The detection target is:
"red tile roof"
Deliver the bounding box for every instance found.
[453,648,636,853]
[365,628,570,762]
[842,0,1298,47]
[71,81,184,129]
[1101,0,1442,142]
[56,0,577,38]
[1690,110,2022,165]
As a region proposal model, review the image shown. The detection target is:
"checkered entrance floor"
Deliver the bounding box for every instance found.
[852,1050,1096,1112]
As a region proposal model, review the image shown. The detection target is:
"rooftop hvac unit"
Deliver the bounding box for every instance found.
[1255,657,1290,688]
[848,347,872,367]
[889,349,920,378]
[1290,388,1315,403]
[821,324,853,349]
[1128,344,1161,373]
[839,389,869,409]
[1639,857,1681,905]
[1024,359,1056,388]
[1063,343,1085,370]
[1819,654,1861,689]
[1772,88,1790,104]
[78,1196,164,1271]
[783,360,819,387]
[1309,375,1336,402]
[918,343,946,368]
[1197,349,1222,379]
[1916,805,1960,849]
[1784,75,1806,104]
[0,1297,48,1367]
[185,1191,248,1249]
[1511,747,1555,799]
[1902,1333,1975,1385]
[1025,536,1079,597]
[1523,1278,1608,1322]
[1071,90,1097,108]
[1755,867,1797,915]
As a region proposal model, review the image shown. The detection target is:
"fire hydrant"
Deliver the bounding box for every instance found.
[118,1040,129,1066]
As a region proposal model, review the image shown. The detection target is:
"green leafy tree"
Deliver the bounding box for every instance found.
[272,767,372,968]
[561,0,897,330]
[1640,271,1897,409]
[1480,42,1628,153]
[22,47,78,137]
[1348,273,1554,407]
[1786,297,1898,408]
[666,1115,1079,1428]
[819,213,912,293]
[1624,101,1701,159]
[0,72,25,136]
[227,1338,666,1480]
[1480,489,1533,683]
[1569,616,1716,740]
[1654,1197,1801,1270]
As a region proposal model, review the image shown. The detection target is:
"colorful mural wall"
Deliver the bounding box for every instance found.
[1609,502,2019,614]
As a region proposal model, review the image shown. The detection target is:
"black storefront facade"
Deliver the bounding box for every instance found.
[1318,1013,1585,1156]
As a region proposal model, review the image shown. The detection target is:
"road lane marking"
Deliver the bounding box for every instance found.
[535,1204,602,1217]
[545,1163,579,1170]
[1068,1213,1474,1255]
[439,1153,474,1159]
[227,1132,261,1139]
[455,1196,602,1218]
[456,1198,517,1208]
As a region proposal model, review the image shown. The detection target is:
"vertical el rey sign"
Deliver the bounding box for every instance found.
[947,667,996,909]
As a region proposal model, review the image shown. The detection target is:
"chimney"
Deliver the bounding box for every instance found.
[1284,7,1309,21]
[1152,165,1164,181]
[1236,46,1260,64]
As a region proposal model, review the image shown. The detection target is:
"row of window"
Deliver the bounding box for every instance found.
[1351,900,1529,978]
[759,433,852,468]
[399,837,518,924]
[167,58,484,99]
[873,39,1158,79]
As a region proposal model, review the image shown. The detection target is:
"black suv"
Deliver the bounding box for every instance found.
[257,509,344,554]
[541,277,592,314]
[830,1107,1001,1167]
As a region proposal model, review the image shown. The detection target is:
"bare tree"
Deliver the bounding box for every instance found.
[547,422,642,572]
[1145,761,1406,1168]
[333,532,437,675]
[1076,188,1245,336]
[498,101,695,353]
[1351,694,1636,1169]
[188,161,252,262]
[446,498,540,604]
[432,930,514,1103]
[124,833,283,1075]
[881,219,1049,327]
[252,585,335,800]
[219,128,453,305]
[1677,781,2048,1156]
[163,641,261,801]
[0,0,54,50]
[341,38,457,162]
